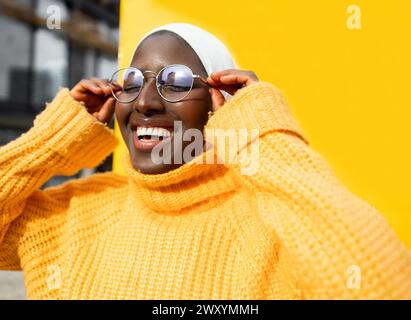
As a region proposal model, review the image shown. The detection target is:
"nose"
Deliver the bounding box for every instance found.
[132,77,165,115]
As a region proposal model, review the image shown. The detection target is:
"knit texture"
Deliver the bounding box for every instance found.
[0,83,410,299]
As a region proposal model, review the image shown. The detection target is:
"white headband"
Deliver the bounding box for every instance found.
[129,22,238,101]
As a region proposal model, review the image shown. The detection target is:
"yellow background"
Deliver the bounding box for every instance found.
[113,0,411,248]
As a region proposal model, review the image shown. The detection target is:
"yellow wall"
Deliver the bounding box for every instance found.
[114,0,411,248]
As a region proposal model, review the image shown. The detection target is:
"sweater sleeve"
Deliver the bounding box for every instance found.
[205,82,411,299]
[0,88,119,269]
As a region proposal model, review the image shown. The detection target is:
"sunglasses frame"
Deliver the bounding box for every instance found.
[109,64,210,103]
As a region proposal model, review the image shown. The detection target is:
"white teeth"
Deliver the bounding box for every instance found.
[136,127,171,138]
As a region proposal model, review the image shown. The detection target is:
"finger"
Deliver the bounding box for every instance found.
[219,74,250,85]
[110,80,123,89]
[208,70,258,85]
[212,74,255,88]
[209,69,241,80]
[207,75,246,90]
[210,84,242,95]
[110,83,122,94]
[79,79,104,96]
[206,77,219,86]
[92,78,112,97]
[208,70,243,83]
[207,77,243,95]
[209,88,225,111]
[96,97,116,124]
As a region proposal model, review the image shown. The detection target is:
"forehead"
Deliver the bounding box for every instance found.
[130,33,207,77]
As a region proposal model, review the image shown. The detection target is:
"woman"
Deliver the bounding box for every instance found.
[0,23,410,299]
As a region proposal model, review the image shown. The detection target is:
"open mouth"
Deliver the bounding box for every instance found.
[136,126,172,141]
[132,126,174,152]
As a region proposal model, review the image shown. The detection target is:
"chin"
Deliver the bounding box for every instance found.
[130,154,182,175]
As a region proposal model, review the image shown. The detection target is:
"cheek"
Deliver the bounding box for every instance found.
[115,103,129,125]
[114,103,132,139]
[174,94,211,130]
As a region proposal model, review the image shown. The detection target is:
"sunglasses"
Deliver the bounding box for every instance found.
[108,64,210,103]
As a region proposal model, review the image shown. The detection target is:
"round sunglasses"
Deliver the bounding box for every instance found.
[108,64,210,103]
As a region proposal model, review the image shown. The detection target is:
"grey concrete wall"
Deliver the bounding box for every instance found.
[0,271,26,300]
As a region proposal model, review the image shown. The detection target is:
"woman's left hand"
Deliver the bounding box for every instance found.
[207,69,259,111]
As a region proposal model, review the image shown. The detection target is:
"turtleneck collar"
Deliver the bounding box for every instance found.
[123,148,240,213]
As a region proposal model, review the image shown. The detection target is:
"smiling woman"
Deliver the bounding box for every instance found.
[0,22,410,300]
[113,25,240,174]
[116,30,213,174]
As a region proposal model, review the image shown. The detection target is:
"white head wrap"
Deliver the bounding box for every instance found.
[129,22,238,101]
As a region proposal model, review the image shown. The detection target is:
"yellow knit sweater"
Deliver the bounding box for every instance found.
[0,82,410,299]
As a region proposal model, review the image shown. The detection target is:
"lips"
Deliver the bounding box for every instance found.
[129,117,175,132]
[128,115,176,152]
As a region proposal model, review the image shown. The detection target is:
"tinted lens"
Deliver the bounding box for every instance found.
[157,65,193,102]
[110,67,143,103]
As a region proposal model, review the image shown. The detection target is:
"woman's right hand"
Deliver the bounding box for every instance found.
[69,78,122,124]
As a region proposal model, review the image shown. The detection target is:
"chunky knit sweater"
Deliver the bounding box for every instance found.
[0,82,410,300]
